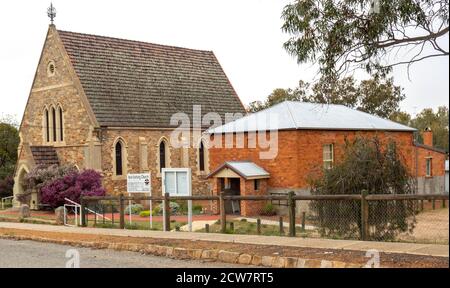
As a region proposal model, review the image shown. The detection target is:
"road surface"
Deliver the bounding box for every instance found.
[0,239,250,268]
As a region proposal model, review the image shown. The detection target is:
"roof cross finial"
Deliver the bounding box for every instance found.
[47,3,56,25]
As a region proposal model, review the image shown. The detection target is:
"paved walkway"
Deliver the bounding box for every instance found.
[0,222,448,257]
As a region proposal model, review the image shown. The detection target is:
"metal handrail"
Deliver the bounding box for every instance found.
[64,198,111,223]
[1,196,14,210]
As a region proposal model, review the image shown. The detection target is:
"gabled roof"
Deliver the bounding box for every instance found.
[30,146,59,167]
[57,30,245,128]
[208,161,270,180]
[207,101,417,133]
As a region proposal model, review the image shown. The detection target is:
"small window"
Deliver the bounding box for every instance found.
[426,158,432,177]
[115,142,123,176]
[254,179,260,191]
[323,144,334,169]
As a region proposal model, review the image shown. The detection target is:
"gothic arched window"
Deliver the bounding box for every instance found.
[44,108,50,142]
[199,141,205,172]
[58,106,63,141]
[159,140,167,172]
[115,141,123,176]
[52,107,57,142]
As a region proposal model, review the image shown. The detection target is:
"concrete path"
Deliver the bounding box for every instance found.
[178,220,217,232]
[0,222,448,257]
[234,217,317,230]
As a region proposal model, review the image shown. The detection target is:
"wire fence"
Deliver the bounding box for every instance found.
[79,192,449,244]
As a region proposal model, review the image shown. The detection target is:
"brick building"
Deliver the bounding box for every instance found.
[13,25,245,209]
[207,101,447,215]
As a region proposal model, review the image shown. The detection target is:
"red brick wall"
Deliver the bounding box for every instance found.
[240,179,268,216]
[416,146,446,177]
[209,130,446,191]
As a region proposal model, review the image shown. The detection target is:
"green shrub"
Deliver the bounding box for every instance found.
[139,206,161,217]
[139,210,150,217]
[261,203,276,216]
[193,205,203,214]
[124,204,144,215]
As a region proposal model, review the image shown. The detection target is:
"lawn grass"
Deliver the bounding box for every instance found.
[196,219,319,237]
[90,220,187,231]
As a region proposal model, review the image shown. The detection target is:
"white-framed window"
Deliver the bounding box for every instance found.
[323,144,334,170]
[426,158,432,177]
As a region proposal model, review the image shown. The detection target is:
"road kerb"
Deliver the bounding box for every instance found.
[0,233,363,268]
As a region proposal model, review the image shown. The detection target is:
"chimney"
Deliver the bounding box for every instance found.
[423,127,433,147]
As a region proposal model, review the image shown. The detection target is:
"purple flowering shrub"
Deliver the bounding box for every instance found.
[40,169,106,208]
[24,164,78,192]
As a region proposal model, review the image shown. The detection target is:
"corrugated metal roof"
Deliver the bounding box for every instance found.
[208,161,270,179]
[207,101,417,133]
[227,162,270,178]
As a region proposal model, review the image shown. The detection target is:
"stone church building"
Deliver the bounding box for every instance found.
[13,25,245,209]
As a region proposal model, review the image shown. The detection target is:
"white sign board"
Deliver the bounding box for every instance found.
[162,168,191,196]
[127,173,151,193]
[161,168,193,232]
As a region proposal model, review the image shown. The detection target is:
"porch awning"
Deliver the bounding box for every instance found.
[207,161,270,180]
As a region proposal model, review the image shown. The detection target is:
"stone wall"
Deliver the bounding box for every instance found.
[14,26,97,206]
[100,129,210,197]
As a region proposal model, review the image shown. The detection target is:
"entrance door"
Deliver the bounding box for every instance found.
[223,178,241,214]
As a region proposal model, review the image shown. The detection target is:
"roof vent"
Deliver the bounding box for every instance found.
[47,61,56,77]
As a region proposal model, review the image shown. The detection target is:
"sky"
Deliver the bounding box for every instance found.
[0,0,448,123]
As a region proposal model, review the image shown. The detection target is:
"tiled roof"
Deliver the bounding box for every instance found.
[30,146,60,167]
[58,30,245,128]
[207,101,417,133]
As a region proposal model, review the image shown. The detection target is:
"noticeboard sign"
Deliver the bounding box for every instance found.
[162,168,191,196]
[127,173,151,193]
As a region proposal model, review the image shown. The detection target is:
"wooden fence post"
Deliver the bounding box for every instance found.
[441,199,446,209]
[301,212,306,232]
[279,216,284,235]
[288,191,296,237]
[432,199,436,210]
[220,192,226,233]
[80,197,87,227]
[229,222,234,232]
[119,194,125,229]
[361,190,369,241]
[420,200,424,211]
[256,218,261,235]
[205,224,210,233]
[164,193,171,232]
